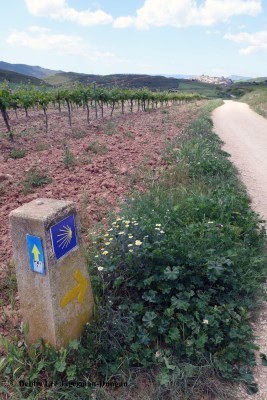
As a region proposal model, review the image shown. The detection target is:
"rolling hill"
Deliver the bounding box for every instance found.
[0,61,222,97]
[0,69,48,86]
[0,61,62,79]
[44,72,218,96]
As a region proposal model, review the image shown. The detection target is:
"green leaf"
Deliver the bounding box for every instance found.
[158,369,171,385]
[69,339,79,350]
[246,383,258,395]
[171,296,190,311]
[164,266,180,280]
[114,276,124,288]
[260,353,267,366]
[142,311,157,328]
[167,327,181,343]
[55,359,67,373]
[66,365,77,381]
[142,290,157,303]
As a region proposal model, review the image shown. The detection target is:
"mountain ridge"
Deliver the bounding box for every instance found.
[0,61,63,79]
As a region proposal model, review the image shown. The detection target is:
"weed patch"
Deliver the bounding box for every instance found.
[22,168,52,193]
[63,145,76,169]
[9,148,26,159]
[87,141,108,155]
[104,121,117,136]
[35,143,48,152]
[71,129,87,139]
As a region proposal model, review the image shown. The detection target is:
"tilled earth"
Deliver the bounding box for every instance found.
[0,101,202,339]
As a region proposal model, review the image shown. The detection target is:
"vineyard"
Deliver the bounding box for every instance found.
[0,82,202,139]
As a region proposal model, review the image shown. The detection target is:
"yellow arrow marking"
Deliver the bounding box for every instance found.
[32,245,40,261]
[60,269,88,308]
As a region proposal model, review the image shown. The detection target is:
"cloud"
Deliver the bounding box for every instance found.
[6,28,115,61]
[113,0,262,29]
[25,0,113,26]
[224,30,267,54]
[7,29,89,56]
[113,16,135,29]
[28,25,51,33]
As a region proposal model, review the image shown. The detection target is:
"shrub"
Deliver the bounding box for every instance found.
[87,141,108,155]
[63,145,76,169]
[9,148,26,159]
[22,168,52,193]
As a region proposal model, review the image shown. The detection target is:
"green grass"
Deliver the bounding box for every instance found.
[9,148,26,159]
[1,99,266,399]
[240,89,267,119]
[22,168,52,193]
[63,145,76,169]
[87,140,108,155]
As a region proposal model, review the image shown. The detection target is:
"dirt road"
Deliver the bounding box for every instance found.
[212,100,267,399]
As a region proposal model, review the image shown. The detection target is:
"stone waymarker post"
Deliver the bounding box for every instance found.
[9,198,94,348]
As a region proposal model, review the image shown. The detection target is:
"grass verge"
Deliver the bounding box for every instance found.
[1,100,266,400]
[240,89,267,119]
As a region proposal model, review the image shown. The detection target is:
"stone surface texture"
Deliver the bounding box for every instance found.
[9,198,94,348]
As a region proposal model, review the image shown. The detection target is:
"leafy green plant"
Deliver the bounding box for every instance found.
[88,100,266,390]
[123,130,135,139]
[63,145,76,169]
[71,129,87,139]
[22,168,52,193]
[35,143,48,151]
[87,141,108,155]
[104,121,117,135]
[9,148,26,159]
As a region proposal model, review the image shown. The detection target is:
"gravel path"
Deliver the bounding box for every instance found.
[212,100,267,399]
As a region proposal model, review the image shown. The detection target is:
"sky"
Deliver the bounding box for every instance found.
[1,0,267,77]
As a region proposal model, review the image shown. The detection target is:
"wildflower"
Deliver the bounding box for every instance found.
[104,233,109,237]
[129,250,133,253]
[155,227,160,231]
[97,266,103,271]
[101,248,105,251]
[128,234,133,238]
[135,240,142,246]
[108,228,113,232]
[207,221,214,224]
[160,230,165,234]
[125,224,130,228]
[144,235,149,238]
[124,220,130,224]
[203,319,209,325]
[128,244,133,247]
[105,242,111,246]
[102,251,109,255]
[155,224,161,227]
[109,237,113,241]
[155,350,162,358]
[118,231,125,235]
[95,255,99,258]
[116,217,122,221]
[133,223,138,226]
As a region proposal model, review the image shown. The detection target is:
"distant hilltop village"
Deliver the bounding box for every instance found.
[192,75,233,86]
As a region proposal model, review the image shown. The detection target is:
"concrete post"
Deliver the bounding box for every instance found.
[9,198,94,349]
